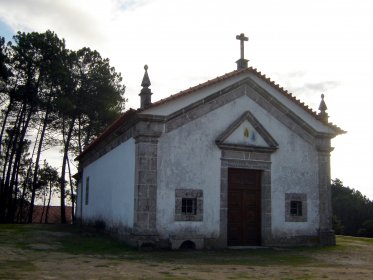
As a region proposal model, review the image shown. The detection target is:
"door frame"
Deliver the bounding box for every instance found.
[217,150,273,247]
[227,168,262,246]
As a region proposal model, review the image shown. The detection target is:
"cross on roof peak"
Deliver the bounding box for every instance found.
[235,33,249,70]
[236,33,248,59]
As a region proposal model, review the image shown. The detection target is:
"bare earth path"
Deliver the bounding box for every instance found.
[0,224,372,279]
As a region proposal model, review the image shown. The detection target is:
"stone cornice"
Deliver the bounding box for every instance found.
[134,132,162,144]
[217,143,278,154]
[315,137,334,153]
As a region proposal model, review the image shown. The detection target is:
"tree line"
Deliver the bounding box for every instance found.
[0,31,125,223]
[332,179,373,237]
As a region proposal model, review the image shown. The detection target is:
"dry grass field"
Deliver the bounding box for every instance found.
[0,224,372,279]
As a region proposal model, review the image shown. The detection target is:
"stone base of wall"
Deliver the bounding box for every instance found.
[129,234,164,248]
[79,218,161,248]
[110,230,168,249]
[170,235,204,250]
[204,237,227,249]
[265,235,322,247]
[116,234,332,249]
[80,219,335,249]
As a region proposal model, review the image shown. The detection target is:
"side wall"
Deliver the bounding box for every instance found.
[81,138,136,231]
[76,180,82,219]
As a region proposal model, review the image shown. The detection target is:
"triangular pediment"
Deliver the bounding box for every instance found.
[216,111,278,152]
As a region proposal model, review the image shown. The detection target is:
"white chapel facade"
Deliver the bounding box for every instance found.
[75,34,345,249]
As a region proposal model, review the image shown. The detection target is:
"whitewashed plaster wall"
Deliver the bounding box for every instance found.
[75,181,82,219]
[157,93,320,239]
[82,138,136,229]
[269,119,319,237]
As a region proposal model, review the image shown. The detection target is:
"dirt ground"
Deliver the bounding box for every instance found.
[0,224,372,280]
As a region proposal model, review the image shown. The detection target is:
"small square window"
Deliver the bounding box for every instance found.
[290,200,302,216]
[175,189,203,221]
[182,198,197,215]
[285,193,307,222]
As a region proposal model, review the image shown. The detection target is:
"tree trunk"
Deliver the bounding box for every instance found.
[40,188,46,224]
[0,102,26,222]
[17,126,40,223]
[1,111,19,185]
[28,97,51,223]
[60,116,75,224]
[7,104,33,222]
[67,153,75,223]
[7,155,21,222]
[78,115,82,154]
[45,181,52,224]
[17,179,28,223]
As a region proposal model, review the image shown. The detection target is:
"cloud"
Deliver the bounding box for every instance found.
[284,81,341,111]
[116,0,150,11]
[0,0,152,49]
[291,81,341,94]
[286,71,306,79]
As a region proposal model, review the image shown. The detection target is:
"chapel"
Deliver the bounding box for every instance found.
[75,34,345,249]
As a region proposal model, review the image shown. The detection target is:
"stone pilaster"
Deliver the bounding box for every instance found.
[134,134,159,236]
[317,138,335,245]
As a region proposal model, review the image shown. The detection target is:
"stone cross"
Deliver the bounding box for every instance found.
[236,33,248,59]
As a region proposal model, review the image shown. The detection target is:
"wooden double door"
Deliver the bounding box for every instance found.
[228,168,261,246]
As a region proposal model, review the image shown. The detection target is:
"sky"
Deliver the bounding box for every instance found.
[0,0,372,199]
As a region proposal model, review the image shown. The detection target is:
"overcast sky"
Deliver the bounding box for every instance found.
[1,0,372,198]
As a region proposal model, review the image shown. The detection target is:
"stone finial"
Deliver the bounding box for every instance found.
[139,65,152,109]
[318,94,329,122]
[141,65,151,87]
[235,33,249,70]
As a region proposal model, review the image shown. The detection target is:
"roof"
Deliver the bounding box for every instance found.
[77,67,346,161]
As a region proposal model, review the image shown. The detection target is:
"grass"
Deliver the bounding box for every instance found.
[0,224,372,279]
[57,231,134,255]
[0,224,314,265]
[147,248,313,266]
[0,261,36,280]
[336,234,373,244]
